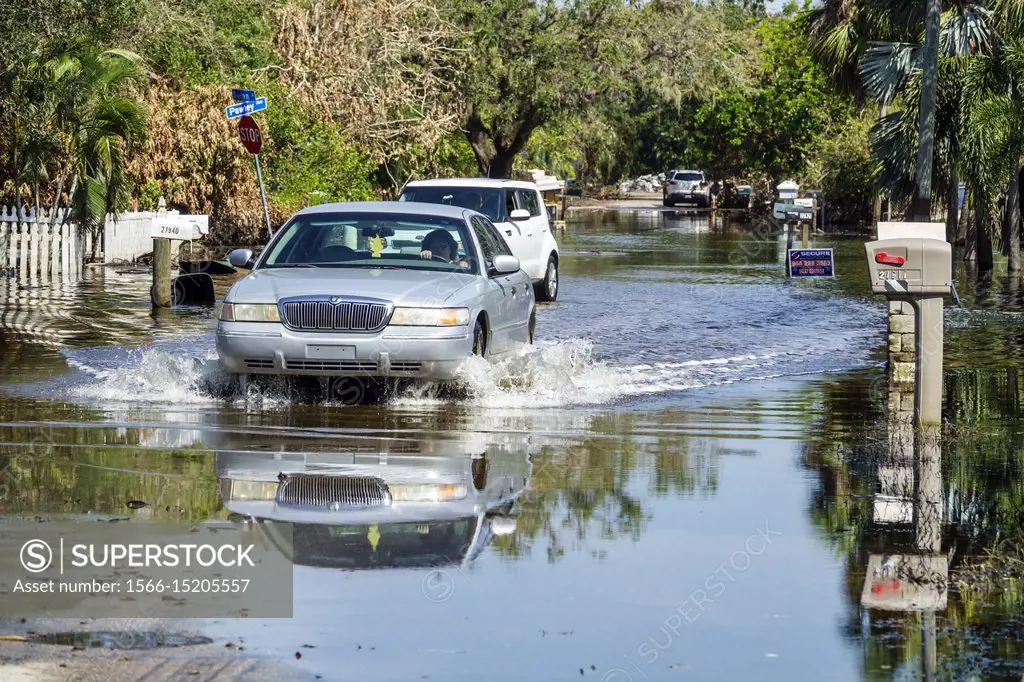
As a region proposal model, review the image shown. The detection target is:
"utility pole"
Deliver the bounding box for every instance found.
[912,0,942,222]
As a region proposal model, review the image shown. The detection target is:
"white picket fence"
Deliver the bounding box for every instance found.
[0,205,183,281]
[0,207,88,281]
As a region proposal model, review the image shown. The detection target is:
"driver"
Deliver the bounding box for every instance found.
[419,229,469,268]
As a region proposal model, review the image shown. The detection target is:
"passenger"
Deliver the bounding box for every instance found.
[419,229,469,268]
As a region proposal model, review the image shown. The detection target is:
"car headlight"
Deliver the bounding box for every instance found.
[220,479,279,501]
[389,483,467,502]
[220,303,281,323]
[389,307,470,327]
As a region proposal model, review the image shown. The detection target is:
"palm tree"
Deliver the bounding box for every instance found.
[15,46,146,258]
[852,3,1012,270]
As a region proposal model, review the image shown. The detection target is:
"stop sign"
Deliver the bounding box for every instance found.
[237,115,262,154]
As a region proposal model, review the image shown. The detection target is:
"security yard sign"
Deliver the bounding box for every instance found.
[788,248,834,278]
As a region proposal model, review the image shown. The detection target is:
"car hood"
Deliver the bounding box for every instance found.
[227,267,476,305]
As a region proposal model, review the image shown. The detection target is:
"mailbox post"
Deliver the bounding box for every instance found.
[864,236,952,427]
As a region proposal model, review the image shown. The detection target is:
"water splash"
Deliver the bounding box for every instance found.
[52,336,866,411]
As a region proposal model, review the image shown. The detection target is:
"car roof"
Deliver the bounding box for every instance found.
[293,201,471,220]
[402,178,539,190]
[672,170,704,175]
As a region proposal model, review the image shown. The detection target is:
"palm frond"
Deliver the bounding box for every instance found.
[941,5,995,57]
[859,41,919,104]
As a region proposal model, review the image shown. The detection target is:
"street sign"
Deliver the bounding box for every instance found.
[237,115,263,155]
[225,97,267,119]
[151,215,210,241]
[231,88,256,102]
[788,248,834,278]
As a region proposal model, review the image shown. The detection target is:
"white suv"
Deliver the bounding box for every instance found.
[398,178,560,301]
[663,170,711,208]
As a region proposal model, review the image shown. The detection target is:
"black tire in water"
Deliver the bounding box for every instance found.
[472,456,488,491]
[473,318,487,357]
[528,308,536,344]
[534,255,559,302]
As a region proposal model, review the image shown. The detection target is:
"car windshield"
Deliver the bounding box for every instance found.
[258,211,476,272]
[399,186,504,222]
[673,172,703,182]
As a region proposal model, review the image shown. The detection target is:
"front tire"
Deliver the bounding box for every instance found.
[528,308,536,344]
[535,255,559,302]
[473,318,487,357]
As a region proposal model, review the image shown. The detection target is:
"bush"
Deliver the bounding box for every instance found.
[802,112,876,226]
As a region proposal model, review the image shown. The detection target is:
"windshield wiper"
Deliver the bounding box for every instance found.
[268,263,321,268]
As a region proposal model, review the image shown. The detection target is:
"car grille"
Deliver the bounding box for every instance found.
[390,362,423,372]
[281,299,390,332]
[277,475,391,508]
[282,360,423,373]
[284,360,377,372]
[245,358,274,369]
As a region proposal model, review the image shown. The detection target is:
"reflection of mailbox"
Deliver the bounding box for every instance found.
[865,238,952,296]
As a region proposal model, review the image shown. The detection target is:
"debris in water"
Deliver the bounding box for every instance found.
[295,651,302,660]
[0,635,28,642]
[126,500,149,509]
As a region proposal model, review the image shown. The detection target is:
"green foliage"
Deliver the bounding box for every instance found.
[802,109,877,223]
[261,89,377,213]
[449,0,753,177]
[134,0,277,86]
[518,120,585,179]
[626,15,856,186]
[4,45,147,237]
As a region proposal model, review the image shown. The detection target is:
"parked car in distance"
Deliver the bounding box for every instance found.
[663,170,711,208]
[217,202,536,383]
[398,179,560,302]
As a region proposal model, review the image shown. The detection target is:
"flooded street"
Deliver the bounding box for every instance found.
[2,210,1024,681]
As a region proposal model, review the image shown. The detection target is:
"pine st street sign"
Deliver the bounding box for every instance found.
[226,97,267,119]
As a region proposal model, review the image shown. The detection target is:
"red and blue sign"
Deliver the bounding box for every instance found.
[788,248,834,278]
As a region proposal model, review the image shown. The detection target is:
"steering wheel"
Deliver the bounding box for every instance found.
[429,255,450,263]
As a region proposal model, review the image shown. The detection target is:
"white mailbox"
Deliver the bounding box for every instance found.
[151,215,210,241]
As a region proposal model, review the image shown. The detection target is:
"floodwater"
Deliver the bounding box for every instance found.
[1,208,1024,680]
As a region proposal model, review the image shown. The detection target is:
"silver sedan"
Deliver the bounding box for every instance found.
[216,202,536,382]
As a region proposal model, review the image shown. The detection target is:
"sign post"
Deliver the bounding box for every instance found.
[237,114,272,239]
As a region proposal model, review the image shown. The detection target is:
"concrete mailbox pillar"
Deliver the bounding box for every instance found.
[865,226,952,428]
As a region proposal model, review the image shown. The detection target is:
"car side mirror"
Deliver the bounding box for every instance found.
[490,254,520,275]
[227,249,254,268]
[509,209,530,221]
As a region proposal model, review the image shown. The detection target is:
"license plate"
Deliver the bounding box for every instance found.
[305,345,356,359]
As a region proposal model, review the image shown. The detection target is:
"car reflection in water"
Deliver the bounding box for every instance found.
[216,441,532,570]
